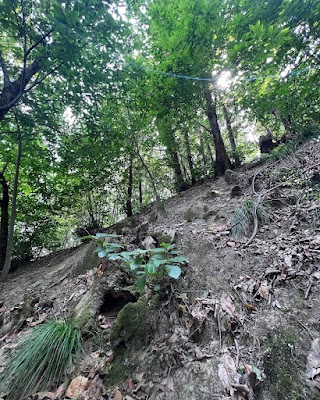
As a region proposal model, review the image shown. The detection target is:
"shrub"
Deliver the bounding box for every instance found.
[0,320,83,400]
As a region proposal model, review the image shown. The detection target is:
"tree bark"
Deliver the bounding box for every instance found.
[1,117,22,281]
[222,104,240,167]
[198,127,207,174]
[139,178,143,207]
[203,86,231,176]
[126,156,133,217]
[0,60,40,121]
[183,129,196,184]
[0,165,9,272]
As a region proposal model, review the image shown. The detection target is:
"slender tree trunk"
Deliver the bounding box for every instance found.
[198,127,207,174]
[126,156,133,217]
[139,178,143,207]
[87,192,96,228]
[222,104,240,167]
[0,118,22,280]
[204,87,231,176]
[183,130,196,184]
[0,164,9,271]
[168,147,187,192]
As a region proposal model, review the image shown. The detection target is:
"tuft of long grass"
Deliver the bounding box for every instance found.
[0,320,83,400]
[231,198,269,238]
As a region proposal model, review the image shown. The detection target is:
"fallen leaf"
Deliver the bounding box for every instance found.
[30,313,47,327]
[258,280,269,300]
[114,387,123,400]
[65,376,89,398]
[218,352,241,391]
[220,294,235,317]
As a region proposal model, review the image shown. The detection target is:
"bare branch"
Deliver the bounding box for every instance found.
[25,29,53,59]
[25,62,62,92]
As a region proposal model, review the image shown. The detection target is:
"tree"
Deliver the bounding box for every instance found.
[0,0,124,122]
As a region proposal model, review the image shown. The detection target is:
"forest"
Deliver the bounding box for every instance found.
[0,0,318,279]
[0,1,319,399]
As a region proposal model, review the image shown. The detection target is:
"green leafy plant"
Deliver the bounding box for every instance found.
[0,320,83,400]
[231,198,269,238]
[85,234,188,290]
[110,243,188,290]
[83,232,124,258]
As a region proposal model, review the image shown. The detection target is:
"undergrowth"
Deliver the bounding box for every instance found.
[231,198,269,238]
[268,126,319,162]
[0,320,83,400]
[85,233,189,290]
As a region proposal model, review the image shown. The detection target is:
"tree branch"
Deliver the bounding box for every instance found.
[0,60,40,112]
[25,29,53,59]
[0,50,11,88]
[25,62,62,92]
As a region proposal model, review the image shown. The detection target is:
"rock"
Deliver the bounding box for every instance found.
[153,228,176,244]
[65,376,89,398]
[141,236,156,249]
[230,185,243,197]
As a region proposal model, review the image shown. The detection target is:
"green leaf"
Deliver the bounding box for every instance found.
[98,249,107,258]
[169,256,189,264]
[136,275,147,290]
[165,265,182,279]
[95,233,122,238]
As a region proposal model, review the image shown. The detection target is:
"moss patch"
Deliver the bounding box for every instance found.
[107,357,129,385]
[110,297,148,349]
[263,328,301,399]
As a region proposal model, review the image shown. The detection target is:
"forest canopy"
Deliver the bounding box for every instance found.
[0,0,319,278]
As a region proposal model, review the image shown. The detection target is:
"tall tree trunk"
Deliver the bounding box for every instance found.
[0,164,9,271]
[1,117,22,281]
[198,127,207,174]
[126,156,133,217]
[222,104,240,167]
[168,147,187,192]
[203,86,231,176]
[139,178,143,207]
[183,129,196,184]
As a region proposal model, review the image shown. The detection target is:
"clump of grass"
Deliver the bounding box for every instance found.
[0,320,83,400]
[231,198,269,238]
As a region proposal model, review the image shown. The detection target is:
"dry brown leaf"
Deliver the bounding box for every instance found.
[220,294,235,317]
[258,280,269,300]
[114,387,123,400]
[218,352,241,391]
[30,313,47,327]
[65,376,89,398]
[126,378,134,392]
[160,376,174,391]
[306,339,320,384]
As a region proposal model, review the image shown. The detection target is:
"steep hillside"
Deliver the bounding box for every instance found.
[0,139,320,400]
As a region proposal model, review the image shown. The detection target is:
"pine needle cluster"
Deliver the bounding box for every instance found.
[231,198,269,238]
[0,320,83,400]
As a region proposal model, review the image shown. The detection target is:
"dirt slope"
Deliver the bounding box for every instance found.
[0,138,320,400]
